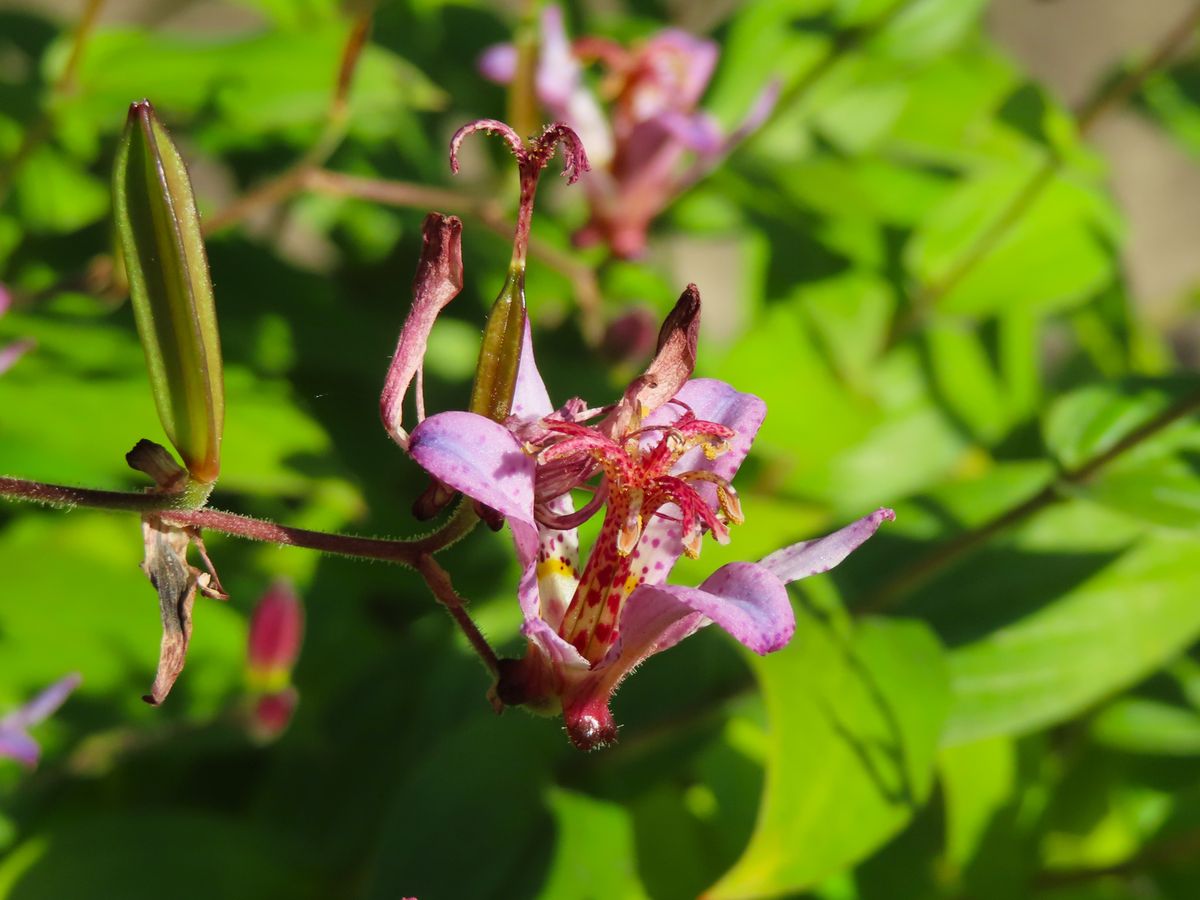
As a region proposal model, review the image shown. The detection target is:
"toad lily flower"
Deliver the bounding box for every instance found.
[383,117,891,750]
[407,290,893,750]
[0,673,81,768]
[480,6,779,258]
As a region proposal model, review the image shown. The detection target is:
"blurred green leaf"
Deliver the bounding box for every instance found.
[945,532,1200,745]
[63,25,443,146]
[708,605,948,898]
[0,811,315,899]
[1091,698,1200,756]
[906,161,1120,316]
[939,736,1016,868]
[539,788,649,900]
[12,145,108,234]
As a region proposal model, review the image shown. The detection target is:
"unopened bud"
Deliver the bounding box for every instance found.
[113,100,224,484]
[247,580,304,692]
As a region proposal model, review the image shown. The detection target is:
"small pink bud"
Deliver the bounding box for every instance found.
[249,688,298,743]
[247,580,304,690]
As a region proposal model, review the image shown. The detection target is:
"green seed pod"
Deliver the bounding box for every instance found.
[113,100,223,485]
[468,267,526,422]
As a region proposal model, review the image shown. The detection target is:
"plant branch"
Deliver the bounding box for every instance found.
[0,475,486,564]
[888,1,1200,344]
[859,388,1200,615]
[0,0,107,203]
[415,554,501,679]
[303,168,605,342]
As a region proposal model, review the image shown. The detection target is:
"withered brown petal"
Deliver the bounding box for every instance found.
[604,284,702,436]
[380,214,464,447]
[126,438,188,491]
[140,517,208,705]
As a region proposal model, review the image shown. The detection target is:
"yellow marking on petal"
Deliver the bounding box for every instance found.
[623,573,643,595]
[537,557,575,580]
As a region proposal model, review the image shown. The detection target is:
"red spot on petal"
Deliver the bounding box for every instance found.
[594,622,611,643]
[586,588,602,607]
[607,593,621,613]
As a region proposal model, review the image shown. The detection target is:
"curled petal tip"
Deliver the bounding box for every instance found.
[536,123,591,185]
[449,118,524,175]
[875,507,897,523]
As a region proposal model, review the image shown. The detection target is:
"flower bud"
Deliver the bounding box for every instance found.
[113,100,224,485]
[247,580,305,693]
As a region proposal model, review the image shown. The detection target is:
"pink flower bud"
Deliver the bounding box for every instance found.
[249,688,298,743]
[247,580,304,691]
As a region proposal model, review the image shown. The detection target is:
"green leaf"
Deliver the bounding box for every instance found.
[1091,698,1200,756]
[707,605,949,898]
[65,26,444,146]
[945,532,1200,745]
[113,101,223,484]
[1043,379,1200,472]
[13,145,109,234]
[906,160,1120,316]
[1043,379,1200,529]
[940,736,1017,868]
[538,788,650,900]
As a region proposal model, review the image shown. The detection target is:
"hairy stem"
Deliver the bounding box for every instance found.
[0,475,482,563]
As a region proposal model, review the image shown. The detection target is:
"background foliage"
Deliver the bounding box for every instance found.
[2,0,1200,897]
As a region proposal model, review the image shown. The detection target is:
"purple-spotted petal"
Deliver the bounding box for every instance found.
[0,728,40,767]
[408,411,535,524]
[636,379,766,584]
[2,673,82,730]
[568,562,793,734]
[759,507,895,584]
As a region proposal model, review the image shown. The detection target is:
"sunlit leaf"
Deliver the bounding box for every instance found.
[708,605,948,898]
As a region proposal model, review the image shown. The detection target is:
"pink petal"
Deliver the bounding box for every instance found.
[408,411,557,629]
[759,508,896,584]
[511,319,553,419]
[637,379,767,584]
[408,411,536,525]
[537,6,613,166]
[2,673,82,730]
[562,562,793,748]
[0,729,40,767]
[478,43,517,83]
[640,30,719,109]
[0,339,34,376]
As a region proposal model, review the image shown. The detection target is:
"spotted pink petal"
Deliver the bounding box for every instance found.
[561,561,793,749]
[636,379,767,585]
[408,411,536,525]
[759,508,896,584]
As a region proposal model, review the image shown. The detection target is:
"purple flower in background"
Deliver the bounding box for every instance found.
[0,285,35,376]
[480,6,778,258]
[0,673,81,767]
[407,288,893,750]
